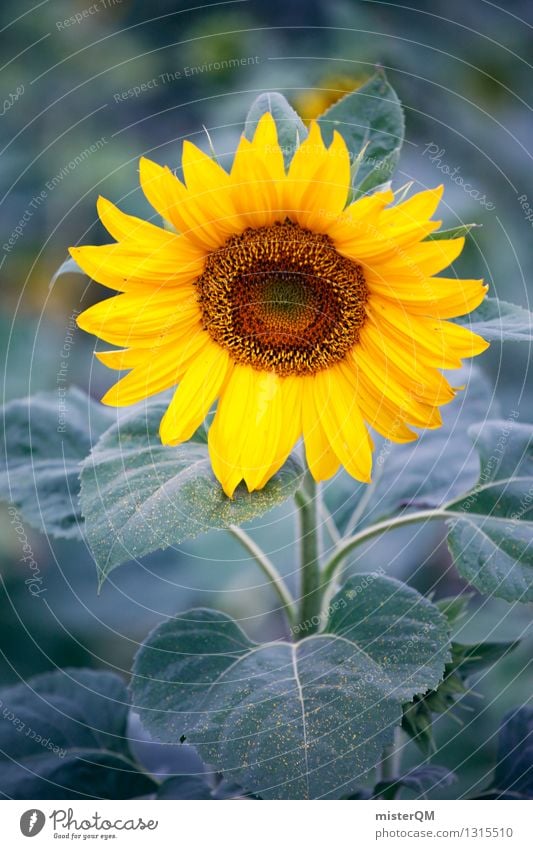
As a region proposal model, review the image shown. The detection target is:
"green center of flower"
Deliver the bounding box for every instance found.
[195,220,368,376]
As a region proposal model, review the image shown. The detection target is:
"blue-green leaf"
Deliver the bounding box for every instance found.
[317,70,404,195]
[0,669,155,799]
[131,576,449,799]
[80,402,303,584]
[131,608,400,800]
[444,419,533,603]
[244,92,307,168]
[0,388,114,539]
[326,575,450,700]
[49,256,84,290]
[455,297,533,342]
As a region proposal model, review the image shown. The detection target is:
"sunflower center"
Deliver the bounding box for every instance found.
[195,220,368,375]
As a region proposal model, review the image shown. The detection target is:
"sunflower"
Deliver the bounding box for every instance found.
[71,114,488,497]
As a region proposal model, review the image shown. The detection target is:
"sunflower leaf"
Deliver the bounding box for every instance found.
[131,576,448,799]
[454,297,533,342]
[48,256,85,290]
[0,388,115,539]
[474,707,533,799]
[244,92,308,168]
[79,402,303,584]
[317,69,404,195]
[0,669,155,799]
[428,223,481,240]
[444,419,533,603]
[325,574,450,701]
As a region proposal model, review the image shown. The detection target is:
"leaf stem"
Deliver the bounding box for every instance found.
[379,728,403,783]
[322,508,447,591]
[295,469,323,635]
[228,525,296,627]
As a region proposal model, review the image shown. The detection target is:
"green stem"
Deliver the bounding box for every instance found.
[378,727,404,797]
[228,525,296,628]
[295,471,322,635]
[379,736,401,783]
[322,508,447,592]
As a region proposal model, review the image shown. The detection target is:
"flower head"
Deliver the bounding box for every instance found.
[71,114,488,496]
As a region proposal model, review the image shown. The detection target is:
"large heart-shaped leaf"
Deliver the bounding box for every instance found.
[326,575,450,700]
[131,610,399,800]
[317,70,404,195]
[0,669,155,799]
[455,297,533,342]
[80,403,303,584]
[0,388,114,539]
[244,92,308,169]
[131,577,448,799]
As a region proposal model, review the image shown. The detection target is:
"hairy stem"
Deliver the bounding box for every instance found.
[379,730,402,783]
[295,471,322,635]
[228,525,296,627]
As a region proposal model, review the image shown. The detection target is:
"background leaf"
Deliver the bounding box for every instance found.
[48,256,85,290]
[445,419,533,603]
[317,70,404,195]
[0,669,155,799]
[0,388,114,539]
[403,639,519,754]
[373,764,457,800]
[455,297,533,342]
[244,91,308,168]
[475,707,533,799]
[427,223,481,240]
[80,403,303,583]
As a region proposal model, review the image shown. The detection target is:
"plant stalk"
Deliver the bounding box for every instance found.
[228,525,296,628]
[295,470,322,636]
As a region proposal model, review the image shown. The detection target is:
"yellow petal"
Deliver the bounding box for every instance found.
[181,140,239,240]
[379,185,444,232]
[159,343,231,444]
[208,365,252,497]
[139,156,178,226]
[77,289,201,347]
[302,378,340,480]
[283,123,350,227]
[95,347,148,370]
[96,195,176,244]
[100,330,211,406]
[325,189,394,245]
[367,270,488,318]
[354,366,419,443]
[230,114,285,228]
[69,238,204,293]
[367,297,489,366]
[352,343,444,428]
[255,375,303,488]
[313,365,373,482]
[358,324,455,406]
[372,237,466,277]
